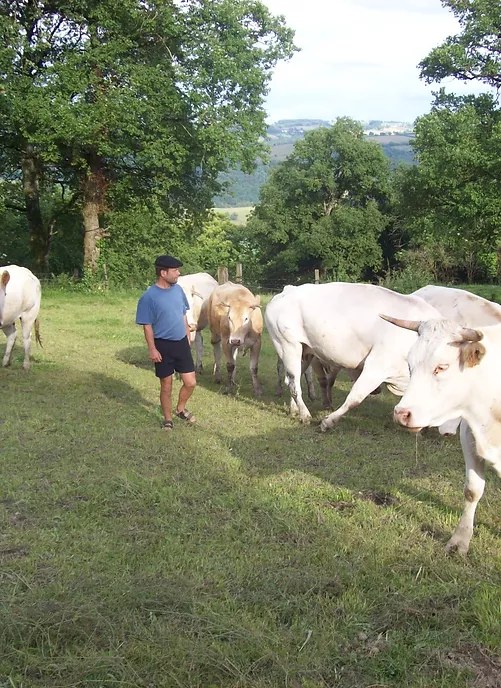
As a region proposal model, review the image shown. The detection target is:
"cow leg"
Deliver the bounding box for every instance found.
[281,343,311,423]
[347,367,382,395]
[195,331,204,374]
[211,333,222,383]
[301,355,317,402]
[319,362,384,432]
[445,421,485,556]
[249,337,262,396]
[223,340,238,394]
[2,323,17,368]
[312,359,342,409]
[21,307,40,371]
[276,357,284,397]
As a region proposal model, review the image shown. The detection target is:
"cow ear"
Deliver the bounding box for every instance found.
[461,341,486,368]
[1,271,10,288]
[254,295,261,307]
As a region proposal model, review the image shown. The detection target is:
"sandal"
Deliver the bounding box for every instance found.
[175,409,196,424]
[161,419,174,431]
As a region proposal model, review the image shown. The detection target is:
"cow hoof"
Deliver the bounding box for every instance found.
[445,538,469,556]
[299,416,312,425]
[196,365,203,374]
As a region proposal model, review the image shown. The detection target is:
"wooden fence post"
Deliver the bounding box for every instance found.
[314,269,320,284]
[217,266,228,284]
[236,263,243,283]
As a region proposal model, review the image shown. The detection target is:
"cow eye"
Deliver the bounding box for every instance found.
[433,364,449,375]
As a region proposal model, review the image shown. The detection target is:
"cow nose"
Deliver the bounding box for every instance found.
[394,407,411,426]
[230,337,242,346]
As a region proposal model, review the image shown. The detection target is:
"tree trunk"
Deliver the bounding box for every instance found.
[81,153,107,273]
[21,144,48,274]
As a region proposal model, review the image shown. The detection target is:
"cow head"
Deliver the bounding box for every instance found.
[0,270,10,326]
[380,315,485,431]
[222,296,261,347]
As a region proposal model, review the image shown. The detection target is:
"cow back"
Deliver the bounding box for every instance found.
[0,265,41,326]
[413,285,501,327]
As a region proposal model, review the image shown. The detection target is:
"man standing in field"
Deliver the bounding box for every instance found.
[136,255,197,431]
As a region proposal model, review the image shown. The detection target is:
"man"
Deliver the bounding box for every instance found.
[136,255,197,430]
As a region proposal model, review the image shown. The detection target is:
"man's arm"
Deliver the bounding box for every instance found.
[184,314,193,345]
[143,324,162,362]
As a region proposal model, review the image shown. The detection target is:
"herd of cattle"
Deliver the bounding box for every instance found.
[2,264,501,555]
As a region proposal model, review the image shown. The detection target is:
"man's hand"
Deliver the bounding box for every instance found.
[149,348,162,363]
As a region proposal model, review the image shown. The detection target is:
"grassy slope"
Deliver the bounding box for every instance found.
[214,207,254,224]
[1,289,501,687]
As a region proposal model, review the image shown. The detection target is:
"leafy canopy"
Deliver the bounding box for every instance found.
[419,0,501,89]
[246,118,392,282]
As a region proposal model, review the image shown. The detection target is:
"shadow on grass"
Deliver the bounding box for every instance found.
[1,362,157,426]
[115,345,152,371]
[221,415,501,548]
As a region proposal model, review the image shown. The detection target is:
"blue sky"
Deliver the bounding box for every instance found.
[262,0,488,124]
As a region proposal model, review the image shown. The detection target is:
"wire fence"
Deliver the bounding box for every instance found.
[35,267,324,295]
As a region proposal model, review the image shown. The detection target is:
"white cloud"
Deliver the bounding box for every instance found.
[262,0,489,123]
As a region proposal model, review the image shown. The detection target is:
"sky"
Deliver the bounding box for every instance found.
[262,0,486,125]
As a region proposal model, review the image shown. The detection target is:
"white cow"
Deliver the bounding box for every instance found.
[0,265,42,370]
[177,272,218,373]
[264,283,441,431]
[383,314,501,555]
[413,285,501,436]
[413,285,501,326]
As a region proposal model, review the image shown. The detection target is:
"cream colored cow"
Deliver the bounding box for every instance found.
[207,282,263,395]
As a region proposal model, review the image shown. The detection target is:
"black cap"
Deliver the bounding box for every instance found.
[155,254,183,269]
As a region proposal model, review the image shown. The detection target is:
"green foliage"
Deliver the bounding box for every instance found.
[189,213,241,276]
[0,0,297,272]
[246,118,392,282]
[213,136,414,209]
[419,0,501,89]
[396,93,501,282]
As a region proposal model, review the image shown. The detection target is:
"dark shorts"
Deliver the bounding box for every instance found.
[154,337,195,379]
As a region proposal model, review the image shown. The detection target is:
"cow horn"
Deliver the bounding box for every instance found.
[380,314,422,332]
[1,270,10,288]
[459,327,483,343]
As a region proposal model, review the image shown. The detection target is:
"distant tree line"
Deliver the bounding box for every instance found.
[214,138,414,207]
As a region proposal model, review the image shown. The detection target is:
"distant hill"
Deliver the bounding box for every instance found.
[213,119,415,208]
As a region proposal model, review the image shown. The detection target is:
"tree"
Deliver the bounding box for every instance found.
[246,118,392,283]
[396,93,501,281]
[0,0,297,273]
[419,0,501,89]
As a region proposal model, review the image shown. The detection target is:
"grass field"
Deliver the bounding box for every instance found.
[1,288,501,687]
[214,207,254,224]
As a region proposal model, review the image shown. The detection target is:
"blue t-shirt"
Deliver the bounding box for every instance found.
[136,284,189,340]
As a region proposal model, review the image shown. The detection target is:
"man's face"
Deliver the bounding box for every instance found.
[161,267,180,284]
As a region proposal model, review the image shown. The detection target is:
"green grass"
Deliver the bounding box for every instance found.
[1,289,501,687]
[214,207,254,224]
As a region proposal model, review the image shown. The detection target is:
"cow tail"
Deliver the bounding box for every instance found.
[35,319,43,347]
